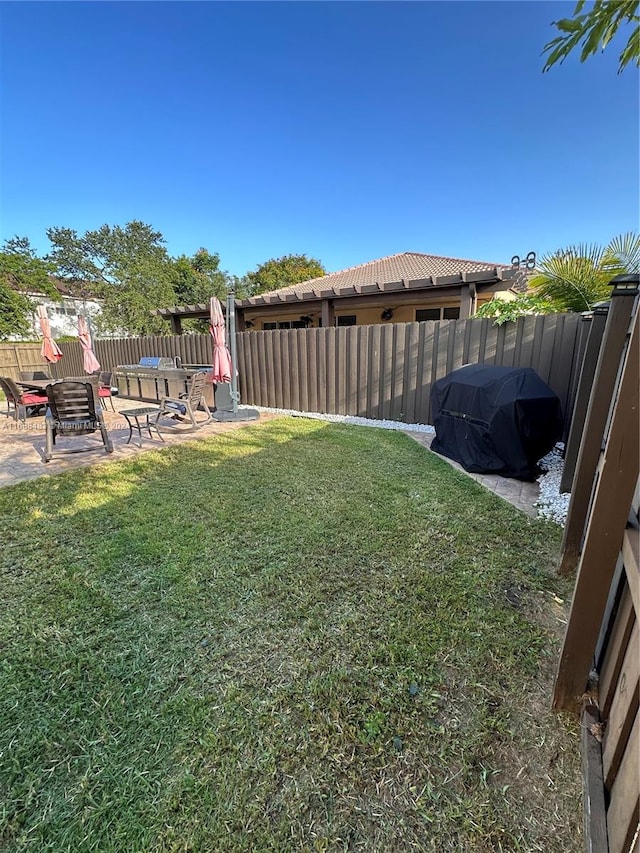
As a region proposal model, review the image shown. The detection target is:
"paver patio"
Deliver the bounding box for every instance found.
[0,397,277,487]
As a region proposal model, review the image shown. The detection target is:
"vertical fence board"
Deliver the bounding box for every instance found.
[251,330,263,406]
[482,319,498,365]
[389,323,405,422]
[535,315,556,387]
[443,321,454,375]
[402,322,418,424]
[502,321,517,367]
[417,322,435,424]
[379,325,394,421]
[466,318,482,365]
[450,320,465,373]
[478,318,490,364]
[306,329,319,414]
[517,316,535,367]
[236,333,250,403]
[263,334,278,406]
[530,315,546,377]
[358,326,371,415]
[290,330,301,413]
[280,331,292,410]
[348,326,358,415]
[433,322,450,384]
[316,329,328,413]
[332,329,342,415]
[297,330,309,413]
[366,325,381,420]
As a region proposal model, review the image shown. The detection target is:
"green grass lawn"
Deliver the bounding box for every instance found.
[0,417,581,852]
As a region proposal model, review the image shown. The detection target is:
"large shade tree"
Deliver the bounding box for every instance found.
[47,221,176,336]
[0,237,59,340]
[245,254,326,296]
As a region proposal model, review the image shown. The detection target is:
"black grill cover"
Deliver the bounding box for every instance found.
[430,364,563,481]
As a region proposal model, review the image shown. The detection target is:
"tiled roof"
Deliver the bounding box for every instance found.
[241,252,522,306]
[154,252,526,318]
[266,252,510,295]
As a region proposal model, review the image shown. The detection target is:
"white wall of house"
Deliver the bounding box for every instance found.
[25,295,104,339]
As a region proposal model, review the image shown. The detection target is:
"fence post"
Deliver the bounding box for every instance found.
[553,306,639,710]
[559,275,639,576]
[560,305,609,493]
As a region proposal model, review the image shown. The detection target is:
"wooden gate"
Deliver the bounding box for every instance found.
[553,275,639,853]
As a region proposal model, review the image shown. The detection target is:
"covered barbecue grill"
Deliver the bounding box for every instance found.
[430,364,563,481]
[114,357,214,408]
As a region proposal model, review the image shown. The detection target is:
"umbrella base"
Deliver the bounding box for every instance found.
[213,408,260,422]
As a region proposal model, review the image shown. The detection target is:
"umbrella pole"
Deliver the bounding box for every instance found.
[227,290,239,414]
[212,289,260,423]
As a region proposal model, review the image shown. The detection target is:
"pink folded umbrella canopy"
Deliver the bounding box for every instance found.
[78,314,101,373]
[209,296,232,383]
[37,305,63,363]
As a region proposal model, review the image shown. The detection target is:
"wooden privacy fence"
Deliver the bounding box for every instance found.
[1,312,598,430]
[235,313,589,427]
[553,276,639,853]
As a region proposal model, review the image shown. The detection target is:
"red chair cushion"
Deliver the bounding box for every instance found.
[22,393,48,404]
[98,388,111,397]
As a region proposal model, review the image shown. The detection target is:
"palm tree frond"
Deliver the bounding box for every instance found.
[529,239,635,312]
[606,232,640,274]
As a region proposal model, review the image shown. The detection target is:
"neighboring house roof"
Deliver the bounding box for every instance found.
[7,275,101,300]
[48,277,101,300]
[262,252,513,300]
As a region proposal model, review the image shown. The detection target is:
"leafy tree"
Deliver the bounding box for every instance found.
[245,254,326,296]
[543,0,639,73]
[476,233,640,323]
[0,237,59,340]
[47,221,175,335]
[227,274,252,300]
[168,249,236,332]
[0,284,33,340]
[1,236,59,298]
[170,249,230,305]
[474,293,559,325]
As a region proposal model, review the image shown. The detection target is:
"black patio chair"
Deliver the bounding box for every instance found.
[0,376,49,421]
[44,380,113,463]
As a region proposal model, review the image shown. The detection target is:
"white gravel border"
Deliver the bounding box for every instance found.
[244,405,570,526]
[245,405,436,434]
[535,444,570,526]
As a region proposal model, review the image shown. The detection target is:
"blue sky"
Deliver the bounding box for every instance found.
[1,1,638,277]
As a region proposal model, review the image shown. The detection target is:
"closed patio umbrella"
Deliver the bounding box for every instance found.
[38,305,63,363]
[78,314,101,373]
[209,296,232,383]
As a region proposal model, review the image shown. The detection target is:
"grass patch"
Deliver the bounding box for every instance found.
[0,417,581,851]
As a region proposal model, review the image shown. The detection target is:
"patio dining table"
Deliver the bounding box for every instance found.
[16,379,52,391]
[17,377,103,401]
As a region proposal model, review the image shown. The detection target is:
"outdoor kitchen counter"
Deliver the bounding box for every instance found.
[113,364,215,409]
